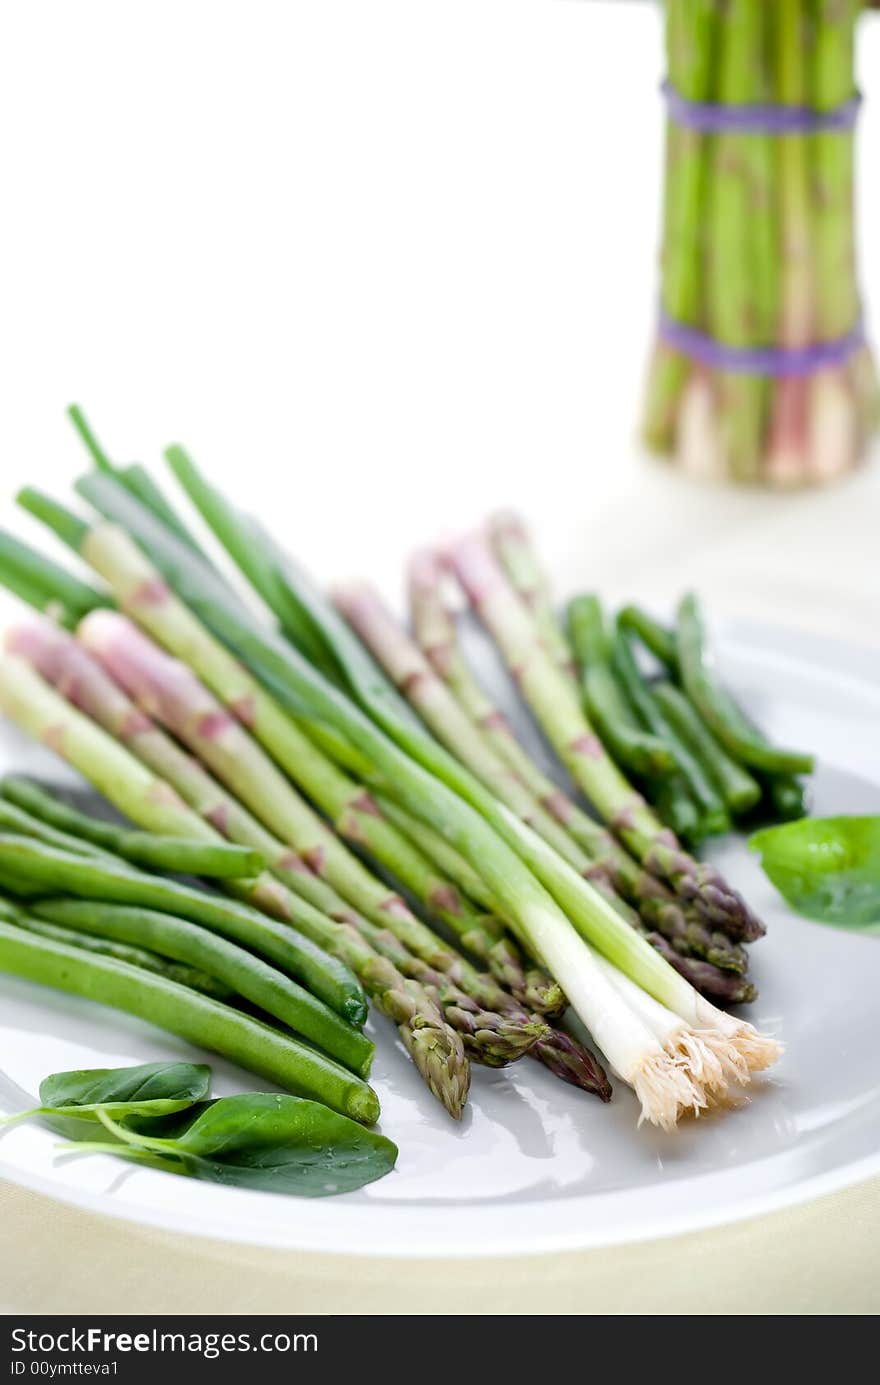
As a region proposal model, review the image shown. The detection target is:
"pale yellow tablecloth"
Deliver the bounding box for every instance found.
[3,462,880,1315]
[3,1176,878,1314]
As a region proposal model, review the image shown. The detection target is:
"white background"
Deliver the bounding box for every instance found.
[1,1,879,635]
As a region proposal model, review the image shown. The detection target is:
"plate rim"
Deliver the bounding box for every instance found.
[2,1140,879,1259]
[2,613,879,1257]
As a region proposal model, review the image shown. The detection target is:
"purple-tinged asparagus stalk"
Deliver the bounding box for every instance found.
[349,911,609,1092]
[4,620,471,1117]
[648,932,756,1006]
[765,0,813,487]
[486,511,578,686]
[445,534,763,942]
[334,583,604,876]
[407,552,739,956]
[78,610,545,1066]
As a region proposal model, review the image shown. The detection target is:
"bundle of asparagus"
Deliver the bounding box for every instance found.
[0,411,787,1132]
[643,0,879,486]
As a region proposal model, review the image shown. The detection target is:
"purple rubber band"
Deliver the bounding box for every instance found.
[662,80,862,135]
[658,313,866,377]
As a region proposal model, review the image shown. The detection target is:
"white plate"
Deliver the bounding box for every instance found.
[1,617,880,1257]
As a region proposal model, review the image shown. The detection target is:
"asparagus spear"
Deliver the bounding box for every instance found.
[646,931,756,1006]
[379,793,747,1000]
[765,0,815,485]
[486,512,578,685]
[1,778,265,879]
[447,534,764,941]
[706,0,776,482]
[808,0,863,482]
[77,610,546,1065]
[642,0,718,453]
[5,619,366,921]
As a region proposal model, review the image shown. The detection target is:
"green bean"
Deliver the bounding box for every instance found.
[1,778,265,879]
[584,664,681,777]
[0,835,363,1025]
[567,594,611,664]
[652,775,703,844]
[763,773,808,822]
[617,605,678,671]
[0,800,113,860]
[676,593,815,775]
[0,917,379,1124]
[650,682,761,815]
[611,630,729,837]
[12,911,235,1002]
[568,597,679,777]
[32,899,374,1078]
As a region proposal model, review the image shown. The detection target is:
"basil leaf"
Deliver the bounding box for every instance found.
[37,1060,212,1122]
[750,816,880,929]
[118,1092,398,1196]
[47,1098,218,1146]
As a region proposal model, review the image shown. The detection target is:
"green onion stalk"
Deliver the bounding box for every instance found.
[642,0,878,486]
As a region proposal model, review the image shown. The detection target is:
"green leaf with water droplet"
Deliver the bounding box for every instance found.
[89,1092,398,1196]
[750,817,880,930]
